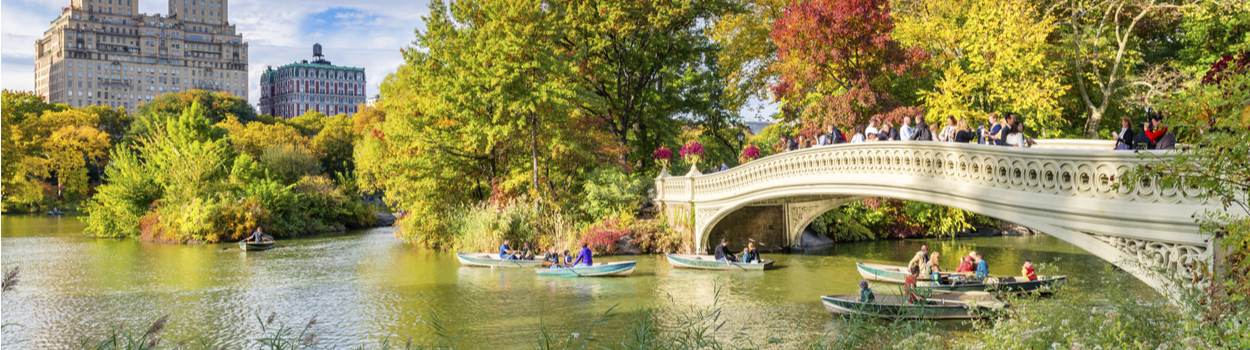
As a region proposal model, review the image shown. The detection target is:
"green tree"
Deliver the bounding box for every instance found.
[896,0,1070,135]
[312,114,356,176]
[128,89,255,140]
[555,0,734,171]
[1059,0,1195,137]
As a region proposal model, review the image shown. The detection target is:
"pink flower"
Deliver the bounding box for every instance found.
[741,144,760,161]
[653,146,673,161]
[680,141,705,167]
[679,141,704,158]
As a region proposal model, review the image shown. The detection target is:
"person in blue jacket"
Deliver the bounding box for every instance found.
[499,240,514,259]
[974,252,990,279]
[572,243,594,267]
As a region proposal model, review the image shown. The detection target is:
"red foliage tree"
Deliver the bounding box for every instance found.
[770,0,926,129]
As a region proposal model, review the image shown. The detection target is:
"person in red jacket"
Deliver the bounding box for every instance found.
[1144,114,1168,148]
[955,253,976,274]
[1021,260,1038,281]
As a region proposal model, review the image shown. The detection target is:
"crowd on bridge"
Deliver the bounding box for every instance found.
[775,113,1035,152]
[772,110,1177,153]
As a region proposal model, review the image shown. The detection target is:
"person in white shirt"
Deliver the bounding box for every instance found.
[851,125,866,143]
[938,116,957,142]
[864,119,879,140]
[899,116,914,141]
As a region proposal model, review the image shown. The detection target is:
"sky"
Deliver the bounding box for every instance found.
[1,0,775,120]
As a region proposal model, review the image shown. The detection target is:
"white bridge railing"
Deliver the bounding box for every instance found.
[657,139,1202,207]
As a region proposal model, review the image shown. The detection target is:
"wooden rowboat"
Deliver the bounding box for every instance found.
[922,275,1067,294]
[239,240,274,251]
[456,253,545,268]
[820,292,1005,320]
[536,261,636,277]
[856,262,952,283]
[666,254,773,271]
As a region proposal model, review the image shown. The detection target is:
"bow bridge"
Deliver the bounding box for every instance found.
[654,140,1224,294]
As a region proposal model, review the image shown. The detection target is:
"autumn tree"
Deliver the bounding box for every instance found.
[1,91,115,211]
[895,0,1069,135]
[770,0,927,130]
[707,0,789,114]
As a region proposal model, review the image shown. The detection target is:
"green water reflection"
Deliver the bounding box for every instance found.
[1,215,1155,348]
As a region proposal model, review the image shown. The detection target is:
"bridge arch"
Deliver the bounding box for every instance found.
[656,140,1222,295]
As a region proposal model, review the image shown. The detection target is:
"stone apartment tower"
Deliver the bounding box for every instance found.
[34,0,248,110]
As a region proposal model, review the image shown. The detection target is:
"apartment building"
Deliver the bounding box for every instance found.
[34,0,248,110]
[258,44,366,118]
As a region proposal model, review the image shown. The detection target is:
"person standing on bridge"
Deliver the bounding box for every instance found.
[865,118,880,140]
[715,239,738,262]
[900,116,915,140]
[851,125,866,143]
[1114,116,1136,150]
[954,119,976,143]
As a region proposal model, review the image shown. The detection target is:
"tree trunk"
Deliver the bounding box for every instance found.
[1084,108,1103,138]
[529,113,541,199]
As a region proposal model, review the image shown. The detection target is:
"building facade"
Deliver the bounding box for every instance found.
[258,44,366,118]
[34,0,248,110]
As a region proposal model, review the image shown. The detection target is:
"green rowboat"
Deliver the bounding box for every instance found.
[857,261,1066,294]
[820,292,1005,320]
[536,261,636,277]
[666,254,773,271]
[456,253,545,268]
[922,275,1067,294]
[856,262,951,283]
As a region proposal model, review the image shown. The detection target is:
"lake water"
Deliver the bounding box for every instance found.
[0,215,1155,348]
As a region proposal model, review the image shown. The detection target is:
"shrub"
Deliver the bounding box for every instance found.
[259,144,320,184]
[453,201,540,253]
[581,219,631,254]
[626,219,684,254]
[578,167,644,220]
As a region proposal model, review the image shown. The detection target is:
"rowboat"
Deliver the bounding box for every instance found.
[922,275,1067,294]
[239,240,274,251]
[536,261,636,277]
[857,262,1066,294]
[666,254,773,270]
[456,253,545,268]
[856,262,952,283]
[820,292,1005,320]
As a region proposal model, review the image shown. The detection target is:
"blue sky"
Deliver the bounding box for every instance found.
[1,0,776,119]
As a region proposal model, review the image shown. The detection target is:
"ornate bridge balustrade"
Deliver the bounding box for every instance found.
[654,140,1225,294]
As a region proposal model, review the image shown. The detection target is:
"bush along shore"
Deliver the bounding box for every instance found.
[3,90,391,243]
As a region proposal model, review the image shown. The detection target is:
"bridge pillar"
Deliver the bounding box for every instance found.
[783,197,856,248]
